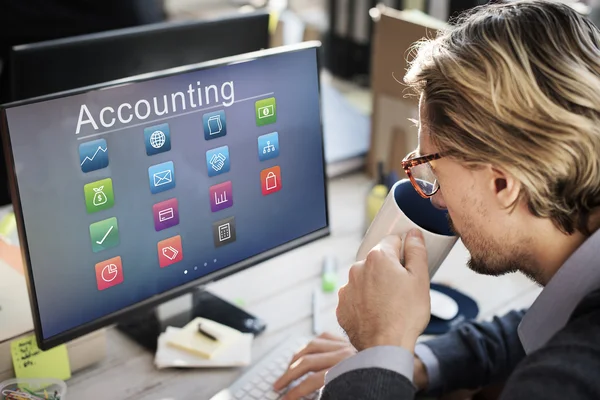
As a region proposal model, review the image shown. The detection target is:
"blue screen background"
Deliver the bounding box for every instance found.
[4,48,327,339]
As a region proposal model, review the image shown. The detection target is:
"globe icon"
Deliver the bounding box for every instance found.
[150,130,166,149]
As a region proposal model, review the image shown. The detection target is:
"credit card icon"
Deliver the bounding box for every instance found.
[158,207,174,222]
[152,198,179,231]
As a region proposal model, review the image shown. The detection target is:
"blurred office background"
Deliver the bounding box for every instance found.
[0,0,596,206]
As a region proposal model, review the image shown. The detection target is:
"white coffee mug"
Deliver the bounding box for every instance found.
[356,179,458,278]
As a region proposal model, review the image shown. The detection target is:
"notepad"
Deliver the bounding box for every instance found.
[10,335,71,380]
[166,317,245,359]
[155,326,253,369]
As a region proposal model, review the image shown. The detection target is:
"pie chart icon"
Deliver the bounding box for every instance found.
[101,263,119,282]
[95,256,123,291]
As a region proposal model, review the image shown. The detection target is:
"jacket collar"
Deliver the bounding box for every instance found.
[518,228,600,354]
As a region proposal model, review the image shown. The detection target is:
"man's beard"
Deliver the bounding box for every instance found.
[446,214,541,282]
[447,214,458,237]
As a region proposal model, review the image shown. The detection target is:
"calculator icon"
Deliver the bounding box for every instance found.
[212,216,236,248]
[219,223,231,241]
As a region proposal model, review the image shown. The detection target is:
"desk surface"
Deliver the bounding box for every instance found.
[67,172,541,399]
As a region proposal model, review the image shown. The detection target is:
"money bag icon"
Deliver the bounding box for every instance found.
[93,186,108,206]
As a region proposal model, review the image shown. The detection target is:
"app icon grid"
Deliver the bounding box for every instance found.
[83,96,284,290]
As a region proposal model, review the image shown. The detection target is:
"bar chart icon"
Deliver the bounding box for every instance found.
[209,181,233,212]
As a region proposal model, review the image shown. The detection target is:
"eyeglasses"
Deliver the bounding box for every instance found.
[401,150,443,198]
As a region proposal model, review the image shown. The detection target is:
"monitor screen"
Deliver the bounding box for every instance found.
[1,43,328,348]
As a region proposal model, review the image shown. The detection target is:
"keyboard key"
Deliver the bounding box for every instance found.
[234,390,246,399]
[260,369,270,377]
[267,363,278,371]
[258,382,271,391]
[243,384,252,392]
[265,392,280,400]
[252,377,261,385]
[265,375,277,384]
[250,389,263,399]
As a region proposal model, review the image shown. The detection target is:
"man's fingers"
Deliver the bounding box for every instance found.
[274,351,350,391]
[288,338,350,366]
[317,331,348,342]
[370,234,403,262]
[281,370,326,400]
[403,229,429,278]
[274,354,326,390]
[336,285,351,333]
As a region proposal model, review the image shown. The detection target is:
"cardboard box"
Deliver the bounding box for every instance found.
[367,6,447,177]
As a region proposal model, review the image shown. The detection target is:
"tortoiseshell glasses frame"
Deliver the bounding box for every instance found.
[401,150,443,198]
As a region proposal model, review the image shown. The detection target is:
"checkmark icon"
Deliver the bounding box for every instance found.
[96,225,114,245]
[89,217,120,253]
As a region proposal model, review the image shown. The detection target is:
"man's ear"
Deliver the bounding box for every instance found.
[489,166,521,208]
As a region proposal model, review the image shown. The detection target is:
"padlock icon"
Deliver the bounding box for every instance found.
[265,172,278,190]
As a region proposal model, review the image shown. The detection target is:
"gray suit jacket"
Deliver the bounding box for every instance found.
[319,288,600,399]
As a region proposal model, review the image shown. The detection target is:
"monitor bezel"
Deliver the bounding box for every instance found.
[8,10,271,101]
[0,41,330,350]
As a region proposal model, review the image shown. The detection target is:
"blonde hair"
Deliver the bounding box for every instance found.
[405,0,600,235]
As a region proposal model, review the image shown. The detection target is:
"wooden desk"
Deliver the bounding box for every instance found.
[66,172,541,399]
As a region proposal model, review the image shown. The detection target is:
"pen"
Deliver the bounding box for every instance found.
[312,288,321,335]
[198,323,219,341]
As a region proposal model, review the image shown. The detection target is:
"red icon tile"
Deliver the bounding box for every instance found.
[261,166,281,196]
[157,235,183,268]
[95,256,124,291]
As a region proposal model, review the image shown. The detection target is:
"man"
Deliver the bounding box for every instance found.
[273,0,600,398]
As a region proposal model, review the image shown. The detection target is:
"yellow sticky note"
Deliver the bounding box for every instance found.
[167,317,244,359]
[10,335,71,380]
[269,11,280,35]
[0,211,16,237]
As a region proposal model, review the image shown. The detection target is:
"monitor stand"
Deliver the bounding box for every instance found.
[116,288,267,351]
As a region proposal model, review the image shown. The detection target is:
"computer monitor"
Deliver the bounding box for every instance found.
[8,11,271,101]
[0,42,329,350]
[0,10,270,207]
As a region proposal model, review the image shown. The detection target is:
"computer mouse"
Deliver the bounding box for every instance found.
[430,288,459,320]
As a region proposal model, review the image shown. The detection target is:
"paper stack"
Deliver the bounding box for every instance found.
[155,317,253,369]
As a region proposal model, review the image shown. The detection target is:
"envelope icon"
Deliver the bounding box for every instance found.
[153,170,172,186]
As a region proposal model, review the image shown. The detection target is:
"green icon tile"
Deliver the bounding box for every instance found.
[89,217,120,253]
[255,97,277,126]
[84,178,115,213]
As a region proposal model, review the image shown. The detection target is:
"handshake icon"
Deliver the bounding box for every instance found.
[209,153,227,172]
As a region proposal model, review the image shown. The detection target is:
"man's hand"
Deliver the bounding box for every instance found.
[336,229,431,352]
[414,354,430,391]
[273,332,356,400]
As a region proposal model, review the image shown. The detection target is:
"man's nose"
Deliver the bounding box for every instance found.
[430,191,447,210]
